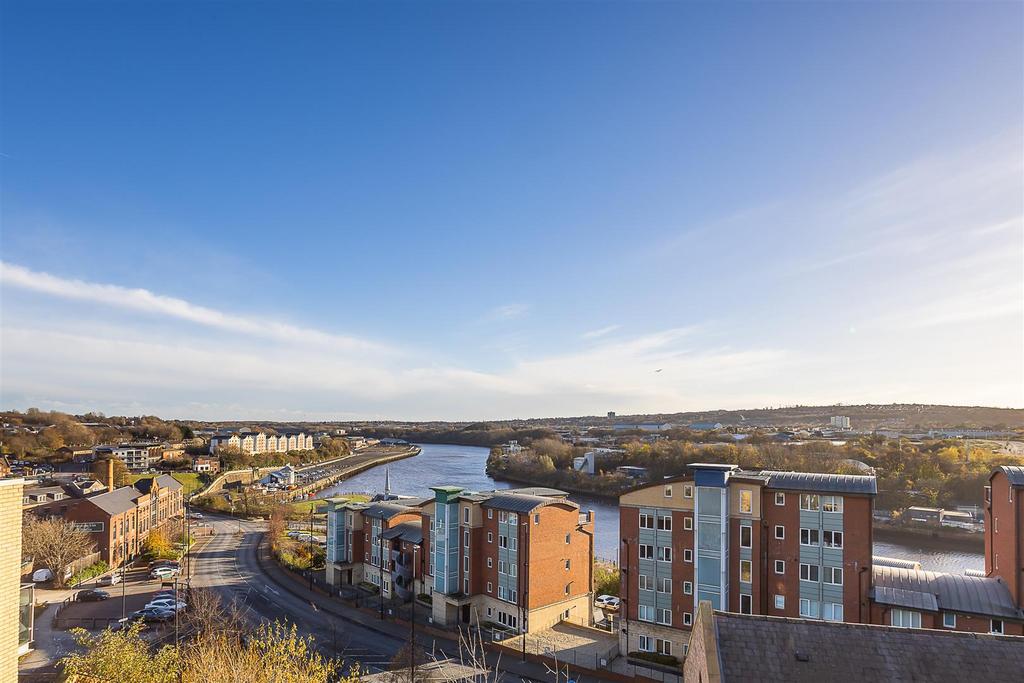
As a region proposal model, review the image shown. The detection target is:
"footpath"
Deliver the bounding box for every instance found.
[255,536,619,682]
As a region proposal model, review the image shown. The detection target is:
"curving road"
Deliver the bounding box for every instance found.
[191,515,407,673]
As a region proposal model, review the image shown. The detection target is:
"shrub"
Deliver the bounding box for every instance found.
[69,561,110,587]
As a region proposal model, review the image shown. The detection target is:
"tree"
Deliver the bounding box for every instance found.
[143,529,175,560]
[62,623,180,683]
[268,504,288,553]
[22,515,96,588]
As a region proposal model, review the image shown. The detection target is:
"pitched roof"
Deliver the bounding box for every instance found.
[761,470,877,495]
[132,474,183,495]
[363,501,418,520]
[710,610,1024,682]
[872,566,1022,619]
[482,492,578,514]
[86,486,142,516]
[381,520,423,544]
[996,465,1024,487]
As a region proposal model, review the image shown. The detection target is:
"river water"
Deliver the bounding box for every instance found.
[316,443,983,573]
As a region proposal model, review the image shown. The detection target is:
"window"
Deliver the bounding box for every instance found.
[565,559,571,571]
[683,549,693,563]
[739,489,752,514]
[510,589,518,603]
[774,560,785,575]
[740,594,752,614]
[499,560,507,574]
[683,516,693,531]
[683,581,693,595]
[774,595,785,610]
[800,563,820,582]
[774,525,785,540]
[638,635,653,652]
[824,566,843,585]
[638,605,654,622]
[683,612,693,626]
[822,496,843,513]
[823,530,843,548]
[657,608,671,625]
[799,494,819,511]
[740,560,752,583]
[463,557,469,572]
[510,536,517,550]
[510,513,518,525]
[823,603,843,622]
[891,609,921,628]
[639,544,654,560]
[683,484,693,498]
[657,515,672,531]
[463,508,470,523]
[565,584,571,595]
[499,511,507,523]
[488,532,493,543]
[487,607,493,616]
[664,485,672,498]
[510,563,517,577]
[639,574,653,591]
[498,586,506,600]
[943,612,956,628]
[800,528,820,546]
[799,598,820,618]
[775,492,785,506]
[657,639,672,656]
[498,535,507,549]
[639,513,654,529]
[565,533,571,544]
[488,509,493,519]
[740,525,752,548]
[464,530,470,546]
[534,514,540,525]
[658,547,672,562]
[991,619,1004,634]
[487,582,493,592]
[658,577,672,594]
[487,558,493,568]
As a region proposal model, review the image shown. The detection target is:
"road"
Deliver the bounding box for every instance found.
[191,515,408,673]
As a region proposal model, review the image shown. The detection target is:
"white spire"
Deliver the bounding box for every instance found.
[384,466,392,498]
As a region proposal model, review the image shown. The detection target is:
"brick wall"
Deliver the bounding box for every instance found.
[0,479,25,683]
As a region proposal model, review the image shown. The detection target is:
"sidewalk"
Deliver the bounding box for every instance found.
[255,538,593,682]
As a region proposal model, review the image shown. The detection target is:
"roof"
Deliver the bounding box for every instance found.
[363,502,417,520]
[482,492,578,514]
[709,610,1024,682]
[501,486,567,498]
[872,566,1022,619]
[361,659,488,683]
[132,474,183,495]
[761,470,877,495]
[86,486,142,516]
[381,520,423,544]
[996,465,1024,487]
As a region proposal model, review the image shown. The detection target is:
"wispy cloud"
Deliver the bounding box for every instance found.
[582,324,620,339]
[0,261,389,353]
[483,302,530,322]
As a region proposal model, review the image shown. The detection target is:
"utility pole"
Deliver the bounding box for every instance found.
[621,539,630,651]
[308,505,315,590]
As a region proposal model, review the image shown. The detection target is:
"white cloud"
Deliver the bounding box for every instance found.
[483,303,530,321]
[582,324,621,339]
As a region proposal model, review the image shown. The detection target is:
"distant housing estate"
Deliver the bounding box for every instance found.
[209,431,313,454]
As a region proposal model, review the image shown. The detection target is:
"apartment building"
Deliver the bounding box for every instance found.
[210,431,314,454]
[986,466,1023,611]
[326,485,596,634]
[618,463,876,659]
[94,442,162,472]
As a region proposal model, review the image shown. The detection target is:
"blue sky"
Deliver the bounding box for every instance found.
[1,1,1021,420]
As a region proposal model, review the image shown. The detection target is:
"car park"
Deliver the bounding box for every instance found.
[188,512,204,520]
[76,589,110,602]
[130,607,175,623]
[594,595,621,611]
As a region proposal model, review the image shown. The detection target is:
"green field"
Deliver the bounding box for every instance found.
[129,472,205,498]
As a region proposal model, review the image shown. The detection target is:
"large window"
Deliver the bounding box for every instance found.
[657,547,672,562]
[639,544,654,560]
[639,635,653,652]
[799,598,819,618]
[800,528,820,546]
[639,574,653,591]
[638,605,654,622]
[822,496,843,513]
[657,515,672,531]
[657,639,672,656]
[658,577,672,594]
[823,603,843,622]
[639,513,654,529]
[799,563,820,582]
[740,560,752,584]
[799,494,819,511]
[823,530,843,548]
[657,608,672,625]
[824,566,843,585]
[891,609,921,628]
[739,489,752,514]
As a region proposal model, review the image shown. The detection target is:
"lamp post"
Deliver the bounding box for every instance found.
[410,542,421,683]
[121,534,127,620]
[379,519,386,620]
[308,505,315,590]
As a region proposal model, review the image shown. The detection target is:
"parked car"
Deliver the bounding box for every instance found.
[77,589,110,602]
[188,512,204,520]
[149,566,179,580]
[145,599,187,612]
[129,607,175,623]
[31,568,53,583]
[97,573,122,586]
[594,595,621,611]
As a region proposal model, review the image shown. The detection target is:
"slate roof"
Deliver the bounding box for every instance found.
[381,520,423,544]
[711,611,1024,682]
[482,492,578,514]
[363,502,418,520]
[132,474,183,495]
[872,566,1022,619]
[86,486,142,516]
[760,470,877,495]
[997,465,1024,486]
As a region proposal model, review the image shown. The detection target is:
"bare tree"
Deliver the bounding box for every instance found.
[22,515,96,588]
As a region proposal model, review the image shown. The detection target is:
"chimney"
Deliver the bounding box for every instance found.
[106,458,115,491]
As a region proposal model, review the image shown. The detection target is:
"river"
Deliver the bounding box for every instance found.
[316,443,983,573]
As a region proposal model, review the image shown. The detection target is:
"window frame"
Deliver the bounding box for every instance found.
[739,489,752,514]
[774,560,785,575]
[991,619,1004,634]
[739,525,752,549]
[683,484,693,498]
[775,492,785,506]
[739,559,752,584]
[799,494,819,511]
[943,612,956,628]
[774,525,785,540]
[683,580,693,595]
[774,595,785,610]
[683,516,693,531]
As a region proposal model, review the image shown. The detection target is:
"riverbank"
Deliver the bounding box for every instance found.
[290,445,421,499]
[874,523,985,550]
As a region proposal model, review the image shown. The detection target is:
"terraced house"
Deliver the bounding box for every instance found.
[618,464,876,661]
[326,485,596,634]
